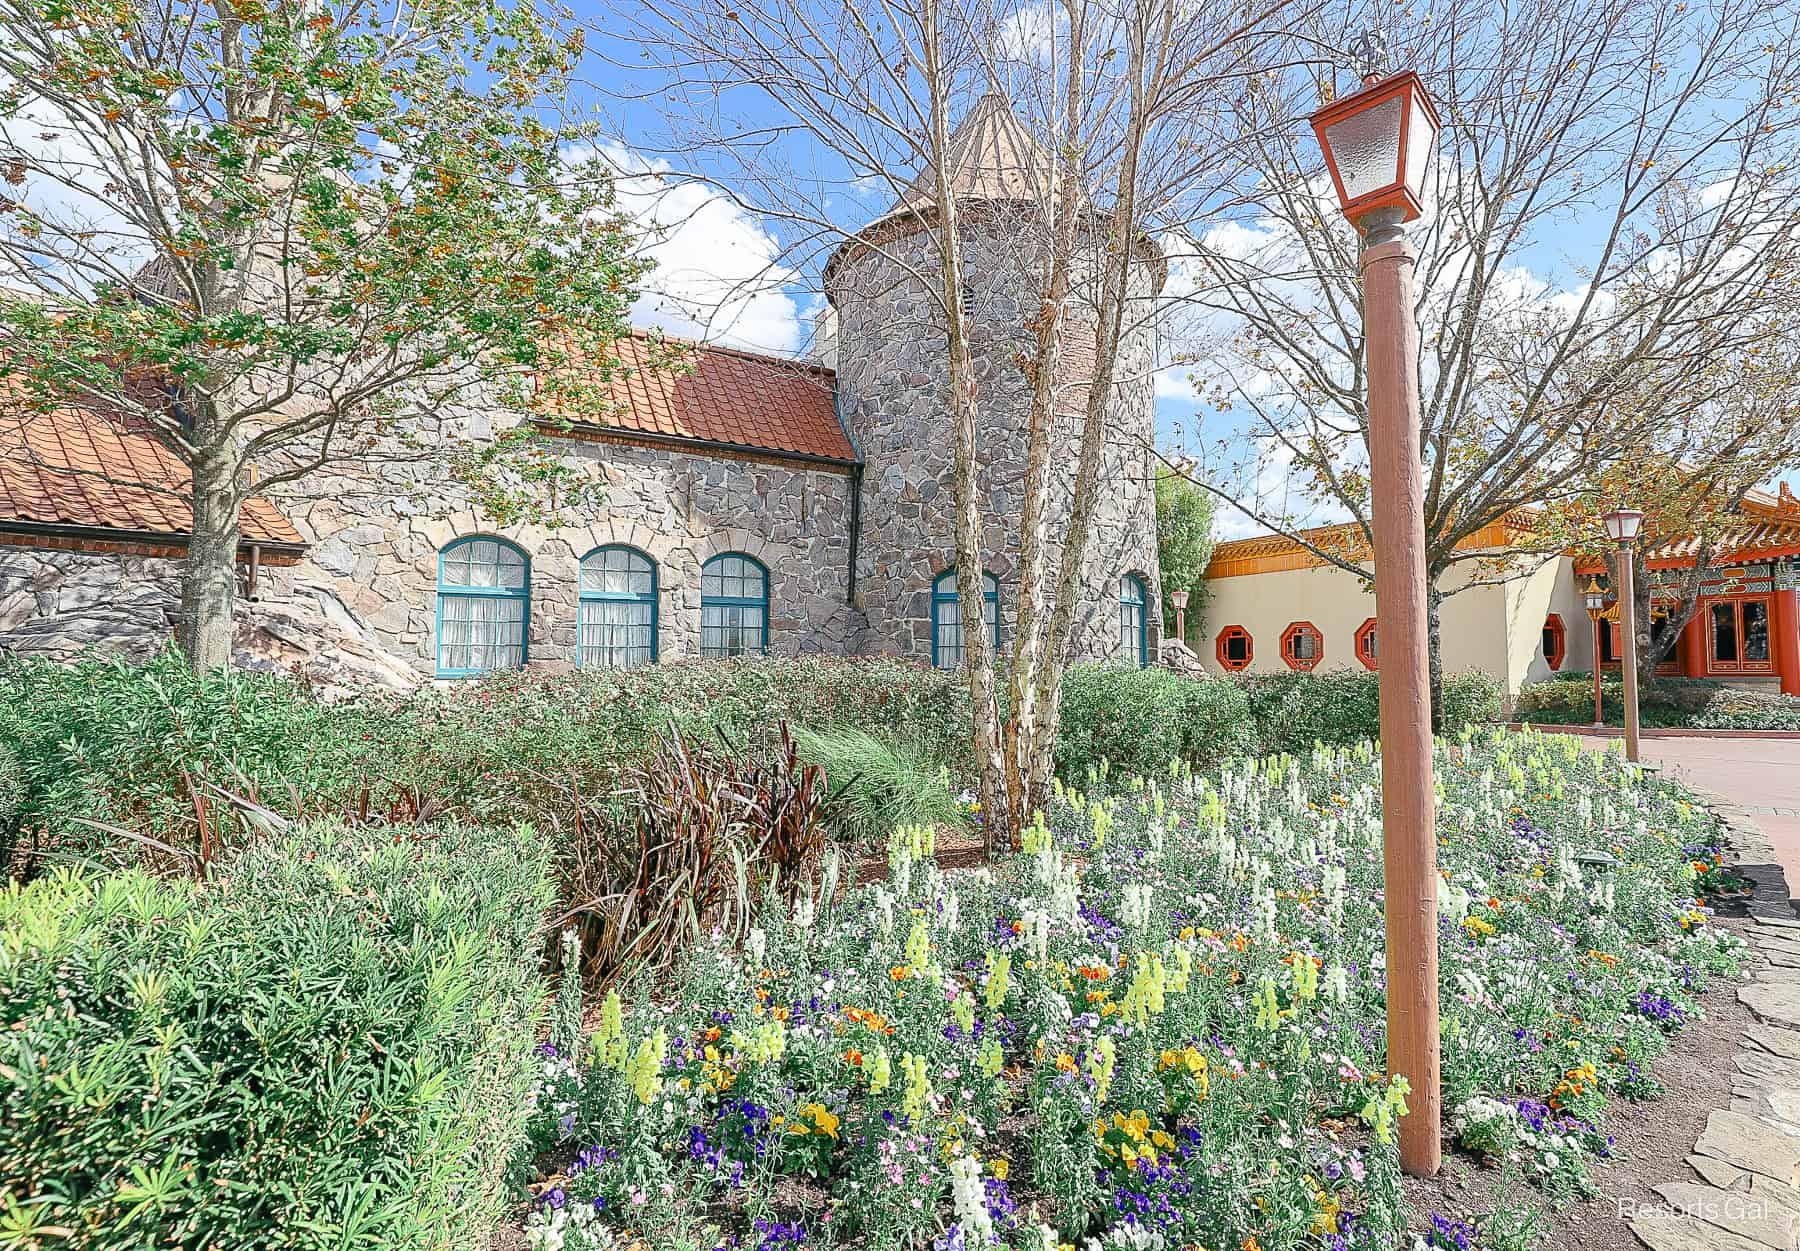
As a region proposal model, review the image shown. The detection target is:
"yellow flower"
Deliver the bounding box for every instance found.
[991,1159,1009,1180]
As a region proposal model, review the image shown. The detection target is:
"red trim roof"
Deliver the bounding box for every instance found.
[543,333,855,464]
[0,389,303,546]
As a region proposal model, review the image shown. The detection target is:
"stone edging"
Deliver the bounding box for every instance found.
[1626,793,1800,1250]
[1506,722,1800,742]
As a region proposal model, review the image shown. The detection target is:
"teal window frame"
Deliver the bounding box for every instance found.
[1120,573,1149,668]
[435,535,530,678]
[700,552,770,657]
[578,545,659,669]
[931,568,1000,669]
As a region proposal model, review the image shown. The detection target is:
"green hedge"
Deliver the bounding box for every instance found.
[1056,665,1258,779]
[1517,671,1800,730]
[1056,665,1503,777]
[0,820,552,1250]
[0,651,968,869]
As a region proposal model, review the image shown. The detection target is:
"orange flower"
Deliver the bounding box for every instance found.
[845,1048,864,1066]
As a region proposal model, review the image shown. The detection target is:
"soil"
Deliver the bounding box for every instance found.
[1400,916,1753,1249]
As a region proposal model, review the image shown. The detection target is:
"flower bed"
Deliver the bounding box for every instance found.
[519,729,1743,1251]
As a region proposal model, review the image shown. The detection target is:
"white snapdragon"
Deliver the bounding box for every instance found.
[949,1155,994,1245]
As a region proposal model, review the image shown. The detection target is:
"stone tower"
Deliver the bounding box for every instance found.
[824,94,1163,664]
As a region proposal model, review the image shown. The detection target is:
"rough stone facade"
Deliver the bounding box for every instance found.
[1,102,1163,680]
[827,215,1162,664]
[262,428,860,675]
[0,545,187,661]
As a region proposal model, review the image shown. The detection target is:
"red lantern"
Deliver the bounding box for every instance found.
[1309,70,1441,225]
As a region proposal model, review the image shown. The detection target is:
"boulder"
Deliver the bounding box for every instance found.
[1158,638,1210,677]
[233,580,422,700]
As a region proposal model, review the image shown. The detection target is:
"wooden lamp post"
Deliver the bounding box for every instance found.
[1309,39,1444,1178]
[1603,508,1646,762]
[1583,576,1608,727]
[1170,589,1190,645]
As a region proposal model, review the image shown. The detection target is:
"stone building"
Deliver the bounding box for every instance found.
[0,98,1163,684]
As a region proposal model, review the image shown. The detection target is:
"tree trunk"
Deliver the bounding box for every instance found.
[179,443,241,673]
[1425,577,1444,733]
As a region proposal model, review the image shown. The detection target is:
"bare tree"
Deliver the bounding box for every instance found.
[604,0,1309,846]
[1169,0,1800,710]
[0,0,646,671]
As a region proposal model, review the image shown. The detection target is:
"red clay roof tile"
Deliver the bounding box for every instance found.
[543,332,855,464]
[0,386,303,546]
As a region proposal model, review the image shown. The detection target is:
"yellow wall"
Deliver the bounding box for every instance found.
[1200,553,1581,696]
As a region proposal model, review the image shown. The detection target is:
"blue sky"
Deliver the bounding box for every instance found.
[568,9,1799,510]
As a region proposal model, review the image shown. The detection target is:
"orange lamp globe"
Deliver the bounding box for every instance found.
[1309,70,1441,225]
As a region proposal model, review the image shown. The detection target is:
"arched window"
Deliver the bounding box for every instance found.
[1355,618,1379,670]
[932,569,1000,670]
[1280,621,1324,671]
[701,552,769,657]
[1215,625,1253,672]
[1119,574,1149,668]
[579,546,658,669]
[1541,614,1567,671]
[436,536,528,677]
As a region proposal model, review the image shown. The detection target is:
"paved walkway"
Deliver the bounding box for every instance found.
[1633,914,1800,1251]
[1558,733,1800,894]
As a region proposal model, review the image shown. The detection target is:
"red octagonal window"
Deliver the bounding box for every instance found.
[1216,625,1254,672]
[1280,621,1324,672]
[1354,618,1378,671]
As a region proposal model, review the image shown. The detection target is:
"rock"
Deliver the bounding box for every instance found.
[233,581,422,701]
[1742,982,1800,1029]
[1628,1213,1781,1251]
[1755,915,1800,932]
[1651,1182,1800,1249]
[1744,1025,1800,1061]
[1693,1111,1800,1184]
[1159,638,1209,676]
[1738,1050,1800,1088]
[1688,1154,1752,1191]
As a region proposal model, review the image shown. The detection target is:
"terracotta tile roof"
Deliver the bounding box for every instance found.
[1206,516,1531,579]
[1576,518,1800,571]
[0,386,304,546]
[542,332,855,465]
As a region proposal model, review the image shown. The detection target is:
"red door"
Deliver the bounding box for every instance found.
[1707,597,1774,675]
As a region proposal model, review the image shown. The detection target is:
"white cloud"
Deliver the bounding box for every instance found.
[596,142,806,357]
[996,3,1065,63]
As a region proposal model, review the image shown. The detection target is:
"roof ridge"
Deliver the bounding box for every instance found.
[625,327,834,380]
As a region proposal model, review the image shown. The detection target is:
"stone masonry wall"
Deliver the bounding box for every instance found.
[0,546,186,661]
[827,218,1162,664]
[268,427,859,676]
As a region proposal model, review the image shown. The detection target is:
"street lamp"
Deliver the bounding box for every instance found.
[1583,576,1608,728]
[1170,589,1190,645]
[1602,508,1645,763]
[1309,48,1443,1179]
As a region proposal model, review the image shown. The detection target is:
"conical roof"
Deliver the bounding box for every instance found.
[888,92,1055,213]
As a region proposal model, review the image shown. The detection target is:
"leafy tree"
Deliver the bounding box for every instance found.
[0,0,646,671]
[1154,466,1214,643]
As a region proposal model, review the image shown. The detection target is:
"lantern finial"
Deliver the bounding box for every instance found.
[1349,29,1388,85]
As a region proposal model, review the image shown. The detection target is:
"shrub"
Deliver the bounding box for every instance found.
[1515,673,1800,730]
[792,725,972,848]
[0,651,969,875]
[1055,664,1258,778]
[0,819,553,1250]
[569,723,840,984]
[0,740,20,866]
[0,651,419,872]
